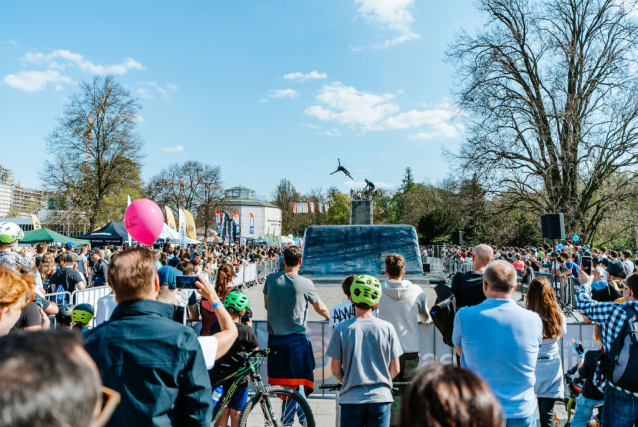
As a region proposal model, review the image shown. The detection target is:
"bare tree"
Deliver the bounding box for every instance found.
[447,0,638,242]
[41,76,144,230]
[145,161,225,237]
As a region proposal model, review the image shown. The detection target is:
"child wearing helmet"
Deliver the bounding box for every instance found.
[71,303,94,333]
[56,304,76,329]
[208,291,259,427]
[326,274,403,427]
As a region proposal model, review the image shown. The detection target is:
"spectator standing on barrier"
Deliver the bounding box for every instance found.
[327,275,402,427]
[90,249,108,287]
[263,246,330,423]
[399,362,503,427]
[453,260,542,427]
[452,244,494,309]
[526,277,566,427]
[85,247,238,427]
[0,330,117,427]
[378,254,430,427]
[576,269,638,427]
[50,252,86,294]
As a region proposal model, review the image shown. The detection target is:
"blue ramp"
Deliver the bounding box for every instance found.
[300,225,423,277]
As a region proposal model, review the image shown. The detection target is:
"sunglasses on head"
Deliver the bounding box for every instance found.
[93,386,121,427]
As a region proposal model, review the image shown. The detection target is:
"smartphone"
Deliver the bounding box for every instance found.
[581,256,592,275]
[175,275,199,289]
[172,305,187,325]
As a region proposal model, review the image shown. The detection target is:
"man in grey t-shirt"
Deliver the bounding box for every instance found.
[263,246,329,422]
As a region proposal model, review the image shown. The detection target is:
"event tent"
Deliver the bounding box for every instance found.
[156,223,199,245]
[22,228,90,246]
[74,221,132,246]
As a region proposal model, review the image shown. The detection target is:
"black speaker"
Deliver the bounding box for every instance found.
[541,213,565,240]
[452,231,463,245]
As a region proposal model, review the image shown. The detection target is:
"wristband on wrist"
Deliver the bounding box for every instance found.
[212,301,222,311]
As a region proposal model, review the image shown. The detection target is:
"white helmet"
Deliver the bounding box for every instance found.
[0,222,25,244]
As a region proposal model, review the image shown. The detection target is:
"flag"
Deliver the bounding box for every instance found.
[127,195,132,246]
[30,214,41,230]
[309,202,315,214]
[300,202,308,213]
[165,206,176,230]
[178,209,187,248]
[233,210,241,234]
[215,209,222,232]
[250,213,254,235]
[184,209,197,239]
[292,202,298,214]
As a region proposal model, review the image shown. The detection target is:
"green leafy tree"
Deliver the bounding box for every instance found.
[327,192,350,225]
[417,207,460,243]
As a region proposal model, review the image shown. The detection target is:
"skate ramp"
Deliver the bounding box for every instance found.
[300,225,423,278]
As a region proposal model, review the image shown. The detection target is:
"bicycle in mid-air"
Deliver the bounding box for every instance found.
[212,348,315,427]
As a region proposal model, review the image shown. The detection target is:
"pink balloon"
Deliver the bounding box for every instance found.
[124,199,164,245]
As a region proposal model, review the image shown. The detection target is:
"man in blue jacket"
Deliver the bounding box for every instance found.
[85,247,237,426]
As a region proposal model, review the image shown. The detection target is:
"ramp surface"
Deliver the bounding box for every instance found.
[300,225,423,277]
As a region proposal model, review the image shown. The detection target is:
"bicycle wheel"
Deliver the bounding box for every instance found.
[239,386,315,427]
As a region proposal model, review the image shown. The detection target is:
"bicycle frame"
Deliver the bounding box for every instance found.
[211,350,278,425]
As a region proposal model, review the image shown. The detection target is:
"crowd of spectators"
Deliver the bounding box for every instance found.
[1,217,638,427]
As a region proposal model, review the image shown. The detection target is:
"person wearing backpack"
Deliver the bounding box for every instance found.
[576,269,638,427]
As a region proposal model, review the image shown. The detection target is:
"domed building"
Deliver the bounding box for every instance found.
[223,186,282,240]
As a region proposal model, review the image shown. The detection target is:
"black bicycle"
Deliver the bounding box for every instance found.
[212,349,315,427]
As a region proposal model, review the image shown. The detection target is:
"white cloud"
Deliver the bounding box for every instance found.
[268,89,300,99]
[162,145,184,152]
[303,123,321,129]
[354,0,421,49]
[283,71,328,82]
[350,45,366,52]
[315,128,341,137]
[0,39,17,45]
[305,81,462,139]
[23,49,144,75]
[397,89,404,94]
[305,81,398,127]
[258,98,269,104]
[344,180,394,189]
[137,82,178,100]
[3,70,74,92]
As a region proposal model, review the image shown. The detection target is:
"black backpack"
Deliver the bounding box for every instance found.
[430,281,459,347]
[600,305,638,392]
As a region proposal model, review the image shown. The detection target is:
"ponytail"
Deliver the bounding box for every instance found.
[215,264,234,296]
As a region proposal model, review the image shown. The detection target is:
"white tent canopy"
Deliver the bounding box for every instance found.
[158,223,198,245]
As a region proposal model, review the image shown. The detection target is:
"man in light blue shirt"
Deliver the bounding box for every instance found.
[453,260,543,427]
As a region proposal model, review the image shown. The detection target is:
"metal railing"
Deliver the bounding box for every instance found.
[44,291,72,306]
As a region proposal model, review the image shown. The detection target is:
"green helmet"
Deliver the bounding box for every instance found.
[0,222,25,244]
[224,290,250,312]
[72,303,94,324]
[350,275,382,307]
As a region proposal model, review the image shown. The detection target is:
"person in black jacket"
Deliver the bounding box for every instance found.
[84,247,238,427]
[452,244,494,309]
[571,324,605,427]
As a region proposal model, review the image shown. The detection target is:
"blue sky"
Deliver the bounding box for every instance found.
[0,0,484,198]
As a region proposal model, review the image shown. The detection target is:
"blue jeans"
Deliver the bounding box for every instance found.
[505,412,538,427]
[603,385,638,427]
[340,403,392,427]
[281,399,306,426]
[571,394,603,427]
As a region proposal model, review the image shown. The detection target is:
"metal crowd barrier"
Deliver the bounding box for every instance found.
[249,320,597,398]
[232,260,282,288]
[44,291,72,306]
[71,286,112,327]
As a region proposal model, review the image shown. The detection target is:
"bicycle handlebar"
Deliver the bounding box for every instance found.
[319,382,411,390]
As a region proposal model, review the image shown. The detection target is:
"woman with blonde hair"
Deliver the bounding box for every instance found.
[38,253,57,292]
[0,267,35,335]
[200,263,235,336]
[526,276,567,427]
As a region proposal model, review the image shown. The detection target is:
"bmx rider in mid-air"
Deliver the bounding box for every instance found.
[331,158,353,180]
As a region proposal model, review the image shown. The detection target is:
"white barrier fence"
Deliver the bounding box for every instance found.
[250,320,596,398]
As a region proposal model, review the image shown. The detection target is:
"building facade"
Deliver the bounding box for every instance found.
[223,186,282,239]
[0,164,47,218]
